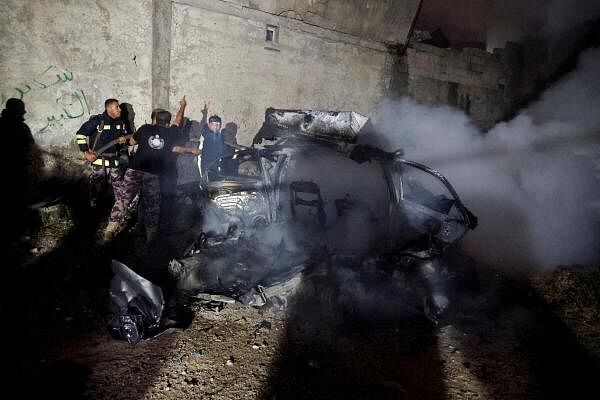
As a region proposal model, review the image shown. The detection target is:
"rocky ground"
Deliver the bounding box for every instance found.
[1,150,600,399]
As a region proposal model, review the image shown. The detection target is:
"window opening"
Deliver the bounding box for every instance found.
[266,25,279,43]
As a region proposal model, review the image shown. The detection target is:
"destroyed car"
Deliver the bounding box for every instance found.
[111,109,478,342]
[198,108,476,250]
[174,109,477,310]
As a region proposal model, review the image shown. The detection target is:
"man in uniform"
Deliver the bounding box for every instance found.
[108,109,199,243]
[75,98,128,236]
[132,98,187,234]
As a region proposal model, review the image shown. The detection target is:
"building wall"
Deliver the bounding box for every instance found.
[226,0,422,44]
[395,42,510,130]
[1,0,514,147]
[0,0,153,147]
[414,0,487,48]
[1,0,413,148]
[169,1,394,144]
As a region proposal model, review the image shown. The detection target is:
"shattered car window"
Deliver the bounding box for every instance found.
[281,147,390,252]
[401,166,455,214]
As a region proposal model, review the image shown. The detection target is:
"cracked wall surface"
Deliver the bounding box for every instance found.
[0,0,153,147]
[395,42,515,130]
[169,1,394,143]
[2,0,512,146]
[2,0,406,146]
[221,0,422,45]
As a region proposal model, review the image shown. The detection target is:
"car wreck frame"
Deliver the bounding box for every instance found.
[200,108,477,256]
[109,109,479,342]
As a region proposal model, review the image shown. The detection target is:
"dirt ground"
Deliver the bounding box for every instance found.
[2,153,600,400]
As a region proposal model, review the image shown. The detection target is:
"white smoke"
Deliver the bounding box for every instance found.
[283,148,389,254]
[372,47,600,270]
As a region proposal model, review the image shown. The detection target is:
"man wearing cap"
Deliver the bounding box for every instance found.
[200,115,227,181]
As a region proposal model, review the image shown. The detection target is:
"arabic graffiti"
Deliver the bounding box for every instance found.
[1,65,91,134]
[1,65,74,102]
[39,90,90,132]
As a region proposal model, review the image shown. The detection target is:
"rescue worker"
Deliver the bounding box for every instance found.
[159,97,187,205]
[108,109,199,243]
[133,97,187,234]
[75,98,128,236]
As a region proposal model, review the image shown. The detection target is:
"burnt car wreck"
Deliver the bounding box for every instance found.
[111,108,478,343]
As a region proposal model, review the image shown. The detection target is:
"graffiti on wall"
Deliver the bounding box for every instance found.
[1,65,91,134]
[39,89,90,132]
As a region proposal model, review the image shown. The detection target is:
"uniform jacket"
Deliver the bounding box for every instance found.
[76,112,126,167]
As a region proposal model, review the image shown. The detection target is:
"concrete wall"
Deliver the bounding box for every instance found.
[414,0,486,48]
[395,42,510,130]
[169,1,394,144]
[152,0,174,110]
[0,0,520,148]
[0,0,153,147]
[1,0,406,148]
[227,0,422,45]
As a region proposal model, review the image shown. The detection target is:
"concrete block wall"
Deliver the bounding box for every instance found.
[396,42,510,130]
[225,0,422,45]
[169,1,393,144]
[0,0,520,147]
[0,0,153,147]
[1,0,412,148]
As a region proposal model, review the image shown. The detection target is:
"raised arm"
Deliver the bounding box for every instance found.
[173,96,187,127]
[200,101,208,126]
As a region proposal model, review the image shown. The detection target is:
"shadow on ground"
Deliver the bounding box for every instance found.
[260,253,600,400]
[0,166,201,398]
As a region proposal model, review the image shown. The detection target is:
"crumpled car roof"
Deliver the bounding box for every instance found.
[253,108,372,145]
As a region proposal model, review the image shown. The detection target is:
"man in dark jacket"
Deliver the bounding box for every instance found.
[200,115,227,181]
[106,110,199,243]
[75,98,128,216]
[174,117,203,193]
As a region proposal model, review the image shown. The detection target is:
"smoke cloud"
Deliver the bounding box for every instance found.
[543,0,600,36]
[372,47,600,270]
[486,0,600,49]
